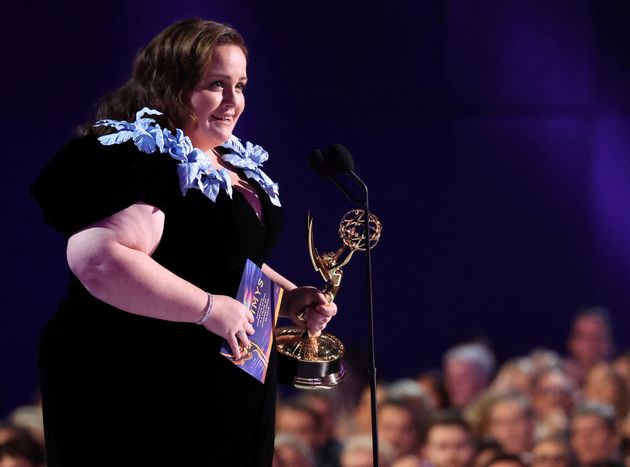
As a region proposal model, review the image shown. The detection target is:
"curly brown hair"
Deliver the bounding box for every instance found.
[82,17,247,135]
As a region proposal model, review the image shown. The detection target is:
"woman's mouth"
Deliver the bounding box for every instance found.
[211,114,232,122]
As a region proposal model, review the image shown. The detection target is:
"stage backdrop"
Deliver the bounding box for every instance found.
[2,0,630,414]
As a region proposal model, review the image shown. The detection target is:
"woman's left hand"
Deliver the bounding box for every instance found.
[281,286,337,336]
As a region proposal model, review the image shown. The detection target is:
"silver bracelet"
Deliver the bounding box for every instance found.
[196,293,214,325]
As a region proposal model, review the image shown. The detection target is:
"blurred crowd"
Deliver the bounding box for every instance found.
[274,307,630,467]
[2,306,628,467]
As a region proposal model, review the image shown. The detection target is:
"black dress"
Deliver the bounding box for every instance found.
[32,135,283,467]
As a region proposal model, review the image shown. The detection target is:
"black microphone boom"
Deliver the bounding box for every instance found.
[307,144,381,467]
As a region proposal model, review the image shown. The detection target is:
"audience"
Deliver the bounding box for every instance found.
[7,304,630,467]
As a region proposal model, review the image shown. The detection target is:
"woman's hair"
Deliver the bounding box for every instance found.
[82,17,247,135]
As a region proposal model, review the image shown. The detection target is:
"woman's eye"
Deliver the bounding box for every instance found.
[236,82,247,91]
[209,81,223,89]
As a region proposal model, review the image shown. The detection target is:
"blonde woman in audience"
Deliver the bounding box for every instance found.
[492,358,536,396]
[532,368,575,438]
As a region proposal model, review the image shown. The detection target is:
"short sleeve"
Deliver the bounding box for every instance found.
[32,135,180,237]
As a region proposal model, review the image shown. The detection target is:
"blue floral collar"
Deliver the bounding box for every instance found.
[94,107,281,207]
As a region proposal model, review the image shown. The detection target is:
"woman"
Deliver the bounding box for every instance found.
[32,17,336,466]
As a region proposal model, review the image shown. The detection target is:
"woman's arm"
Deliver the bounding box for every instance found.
[262,263,337,336]
[67,202,254,358]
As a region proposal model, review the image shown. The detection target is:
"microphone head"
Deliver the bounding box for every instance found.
[308,149,337,178]
[325,143,355,174]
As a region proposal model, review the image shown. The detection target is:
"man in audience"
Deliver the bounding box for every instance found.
[530,435,571,467]
[298,393,344,467]
[444,343,496,410]
[423,413,474,467]
[565,307,614,384]
[570,401,621,466]
[484,391,534,459]
[378,398,423,461]
[276,398,338,467]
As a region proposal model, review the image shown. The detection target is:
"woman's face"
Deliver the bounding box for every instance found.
[184,44,247,151]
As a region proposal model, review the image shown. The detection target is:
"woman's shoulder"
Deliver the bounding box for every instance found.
[32,133,179,236]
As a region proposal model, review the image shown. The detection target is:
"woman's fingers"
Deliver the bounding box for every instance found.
[227,335,241,360]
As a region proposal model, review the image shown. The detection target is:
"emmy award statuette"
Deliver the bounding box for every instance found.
[276,208,382,389]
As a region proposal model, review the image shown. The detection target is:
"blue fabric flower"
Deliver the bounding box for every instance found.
[93,108,279,205]
[220,136,281,207]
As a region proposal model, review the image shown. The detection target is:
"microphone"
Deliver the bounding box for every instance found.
[308,144,355,179]
[308,144,364,205]
[324,144,355,175]
[308,149,337,179]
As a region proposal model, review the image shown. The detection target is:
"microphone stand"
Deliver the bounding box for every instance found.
[331,172,380,467]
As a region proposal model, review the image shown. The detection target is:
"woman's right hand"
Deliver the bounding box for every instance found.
[201,295,255,359]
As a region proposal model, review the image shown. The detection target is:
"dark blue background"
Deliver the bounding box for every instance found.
[3,0,630,415]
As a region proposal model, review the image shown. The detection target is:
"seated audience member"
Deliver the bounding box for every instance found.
[492,358,535,396]
[570,401,621,466]
[532,368,575,438]
[564,307,614,385]
[480,391,534,459]
[340,435,394,467]
[274,433,315,467]
[417,371,449,410]
[529,350,562,374]
[0,424,44,467]
[530,435,571,467]
[583,363,630,420]
[423,412,475,467]
[298,393,344,467]
[388,379,434,436]
[444,343,496,411]
[276,398,334,467]
[378,398,424,461]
